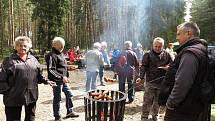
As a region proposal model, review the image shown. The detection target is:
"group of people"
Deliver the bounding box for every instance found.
[0,21,210,121]
[132,21,208,121]
[85,41,111,91]
[0,36,79,121]
[67,46,85,69]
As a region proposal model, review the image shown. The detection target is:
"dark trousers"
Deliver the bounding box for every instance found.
[118,74,134,102]
[164,109,201,121]
[99,66,105,85]
[5,102,36,121]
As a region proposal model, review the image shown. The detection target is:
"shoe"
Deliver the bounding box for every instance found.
[141,116,148,121]
[100,83,106,86]
[141,118,148,121]
[66,111,79,118]
[125,100,133,104]
[55,118,62,121]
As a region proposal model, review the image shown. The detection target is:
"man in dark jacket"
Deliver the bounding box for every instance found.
[139,37,172,121]
[162,22,208,121]
[46,37,79,121]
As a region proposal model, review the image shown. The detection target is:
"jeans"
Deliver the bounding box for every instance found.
[53,83,74,119]
[5,102,36,121]
[118,74,134,102]
[86,71,98,91]
[99,66,105,85]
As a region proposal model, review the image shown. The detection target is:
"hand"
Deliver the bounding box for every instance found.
[63,76,69,83]
[166,103,174,111]
[136,78,142,84]
[47,81,57,87]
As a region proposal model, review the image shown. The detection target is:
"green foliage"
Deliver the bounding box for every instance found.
[73,0,85,25]
[0,48,14,62]
[192,0,215,44]
[30,0,69,50]
[144,0,185,45]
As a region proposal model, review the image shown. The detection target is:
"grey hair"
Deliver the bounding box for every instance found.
[93,42,101,50]
[101,41,107,50]
[14,36,32,49]
[153,37,164,45]
[52,37,65,47]
[177,21,200,37]
[101,41,107,48]
[137,43,142,48]
[124,41,132,49]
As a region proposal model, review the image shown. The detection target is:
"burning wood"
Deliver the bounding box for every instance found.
[90,90,113,100]
[104,77,117,83]
[67,65,78,71]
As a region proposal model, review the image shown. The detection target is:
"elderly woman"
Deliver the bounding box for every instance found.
[0,36,55,121]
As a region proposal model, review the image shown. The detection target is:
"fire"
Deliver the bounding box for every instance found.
[90,90,113,100]
[104,77,117,83]
[101,111,104,121]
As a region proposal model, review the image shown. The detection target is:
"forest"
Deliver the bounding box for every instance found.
[0,0,214,59]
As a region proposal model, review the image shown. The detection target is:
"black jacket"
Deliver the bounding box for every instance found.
[0,52,48,106]
[140,49,172,88]
[45,48,69,84]
[159,38,208,113]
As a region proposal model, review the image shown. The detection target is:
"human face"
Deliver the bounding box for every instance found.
[176,28,191,45]
[56,43,64,52]
[153,41,163,53]
[16,41,30,55]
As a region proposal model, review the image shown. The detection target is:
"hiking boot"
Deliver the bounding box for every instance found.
[66,111,79,118]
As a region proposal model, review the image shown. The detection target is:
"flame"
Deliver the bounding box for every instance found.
[101,111,104,121]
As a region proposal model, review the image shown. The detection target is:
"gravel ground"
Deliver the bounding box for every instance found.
[0,69,144,121]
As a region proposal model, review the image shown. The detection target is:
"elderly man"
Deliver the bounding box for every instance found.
[116,41,139,104]
[162,22,208,121]
[45,37,79,121]
[140,37,172,121]
[85,42,104,91]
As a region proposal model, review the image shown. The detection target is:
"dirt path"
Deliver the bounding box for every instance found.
[0,69,143,121]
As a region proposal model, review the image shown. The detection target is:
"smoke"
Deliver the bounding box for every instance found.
[184,0,193,22]
[93,0,185,50]
[95,0,150,50]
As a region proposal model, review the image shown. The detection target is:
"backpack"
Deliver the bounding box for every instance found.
[199,55,215,104]
[191,46,215,104]
[115,50,133,75]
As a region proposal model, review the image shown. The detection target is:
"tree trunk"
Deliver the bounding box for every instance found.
[8,0,14,46]
[0,0,3,57]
